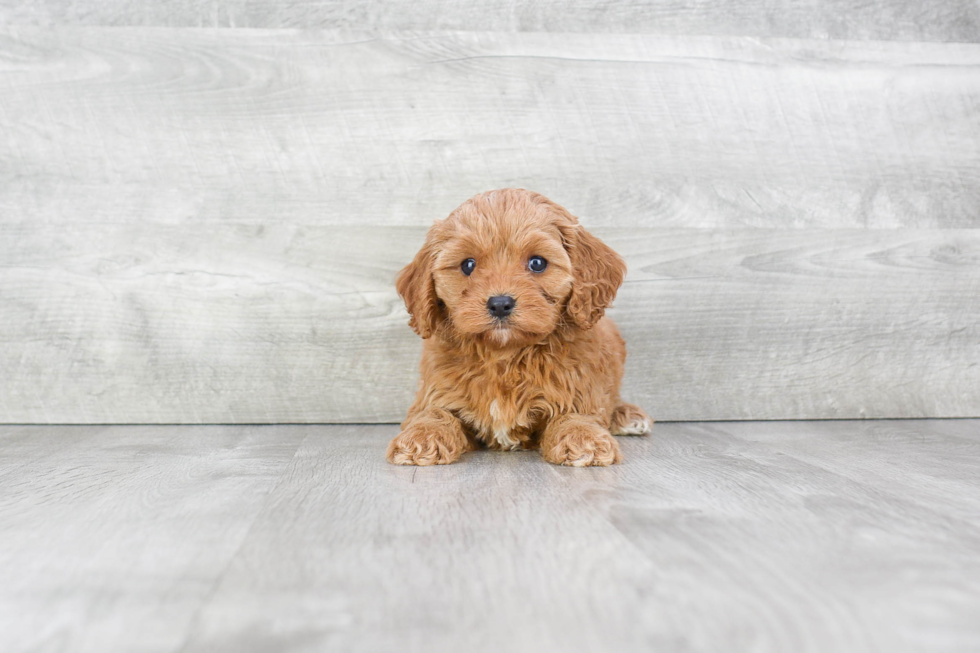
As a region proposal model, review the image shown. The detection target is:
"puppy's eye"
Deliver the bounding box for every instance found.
[461,258,476,276]
[528,256,548,273]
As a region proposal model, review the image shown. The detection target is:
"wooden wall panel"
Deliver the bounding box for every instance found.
[2,27,978,422]
[2,224,977,423]
[2,1,979,43]
[1,29,979,230]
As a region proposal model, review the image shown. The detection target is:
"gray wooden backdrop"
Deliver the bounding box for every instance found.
[1,3,979,423]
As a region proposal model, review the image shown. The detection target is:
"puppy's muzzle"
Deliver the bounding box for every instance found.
[487,295,516,319]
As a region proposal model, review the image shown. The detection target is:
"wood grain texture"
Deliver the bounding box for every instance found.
[0,424,308,653]
[1,29,979,230]
[182,425,661,652]
[2,422,978,652]
[2,28,979,422]
[716,420,980,522]
[2,224,978,423]
[1,1,979,43]
[564,420,980,652]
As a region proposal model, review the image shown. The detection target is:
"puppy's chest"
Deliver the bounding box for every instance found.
[459,372,549,451]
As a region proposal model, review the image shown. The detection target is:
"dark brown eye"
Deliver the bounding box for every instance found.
[461,258,476,276]
[528,256,547,273]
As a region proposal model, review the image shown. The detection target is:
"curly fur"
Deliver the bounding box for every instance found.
[386,189,652,467]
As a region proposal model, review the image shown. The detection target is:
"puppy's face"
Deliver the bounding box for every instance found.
[431,208,573,346]
[397,189,626,346]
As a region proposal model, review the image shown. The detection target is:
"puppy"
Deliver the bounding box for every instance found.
[386,188,651,467]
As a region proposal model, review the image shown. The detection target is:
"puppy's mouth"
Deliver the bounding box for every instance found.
[481,319,544,347]
[487,320,515,344]
[486,326,521,347]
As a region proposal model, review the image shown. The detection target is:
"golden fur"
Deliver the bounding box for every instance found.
[386,189,651,467]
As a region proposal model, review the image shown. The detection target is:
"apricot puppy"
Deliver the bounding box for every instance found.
[386,189,651,467]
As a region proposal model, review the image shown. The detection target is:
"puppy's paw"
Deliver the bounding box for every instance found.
[541,421,622,467]
[610,403,653,436]
[386,420,468,466]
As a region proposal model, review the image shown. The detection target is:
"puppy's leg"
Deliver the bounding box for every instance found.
[540,414,621,467]
[610,402,653,436]
[386,407,472,466]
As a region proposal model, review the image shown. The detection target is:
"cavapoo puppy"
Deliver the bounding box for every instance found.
[386,188,651,467]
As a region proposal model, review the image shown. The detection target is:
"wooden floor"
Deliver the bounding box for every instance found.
[1,421,979,652]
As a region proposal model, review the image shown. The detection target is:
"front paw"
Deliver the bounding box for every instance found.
[386,419,468,466]
[541,421,622,467]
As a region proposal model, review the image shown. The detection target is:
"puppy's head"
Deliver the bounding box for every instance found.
[396,189,626,346]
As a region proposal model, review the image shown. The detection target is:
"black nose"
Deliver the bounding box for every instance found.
[487,295,515,319]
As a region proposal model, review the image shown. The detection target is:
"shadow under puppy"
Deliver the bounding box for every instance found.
[387,188,651,467]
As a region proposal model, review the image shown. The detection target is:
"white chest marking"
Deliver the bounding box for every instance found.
[488,400,519,449]
[493,427,520,450]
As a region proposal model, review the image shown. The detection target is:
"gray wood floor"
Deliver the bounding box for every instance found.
[1,421,978,652]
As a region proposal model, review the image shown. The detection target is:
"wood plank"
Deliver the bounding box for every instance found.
[0,424,104,474]
[1,29,979,230]
[0,424,307,653]
[563,421,980,652]
[177,424,666,652]
[923,419,980,441]
[712,420,980,522]
[177,423,980,652]
[2,1,979,43]
[0,223,417,423]
[1,224,977,423]
[1,422,978,652]
[608,228,980,421]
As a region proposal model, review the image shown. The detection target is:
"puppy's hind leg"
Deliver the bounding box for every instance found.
[610,402,653,436]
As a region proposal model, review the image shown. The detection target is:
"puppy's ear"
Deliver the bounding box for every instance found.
[396,232,442,339]
[562,224,626,330]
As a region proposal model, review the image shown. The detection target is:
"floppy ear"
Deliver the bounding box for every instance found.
[395,233,442,339]
[562,224,627,330]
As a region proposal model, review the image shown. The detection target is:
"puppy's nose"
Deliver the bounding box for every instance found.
[487,295,515,319]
